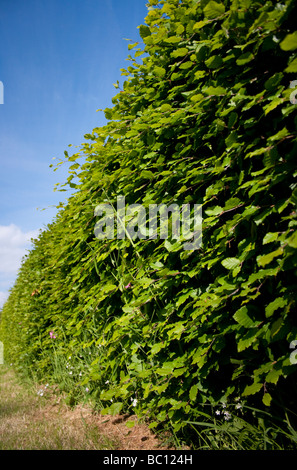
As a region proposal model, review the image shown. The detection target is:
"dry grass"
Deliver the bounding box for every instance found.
[0,365,171,450]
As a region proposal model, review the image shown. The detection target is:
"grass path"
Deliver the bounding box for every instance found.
[0,365,170,450]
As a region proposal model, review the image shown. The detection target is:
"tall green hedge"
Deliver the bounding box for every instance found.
[1,0,297,443]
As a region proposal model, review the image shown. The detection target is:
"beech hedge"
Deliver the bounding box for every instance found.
[1,0,297,441]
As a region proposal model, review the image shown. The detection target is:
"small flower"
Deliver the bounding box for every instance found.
[105,380,110,384]
[85,387,89,392]
[224,411,231,421]
[215,410,221,415]
[131,398,138,407]
[235,402,242,409]
[49,331,56,339]
[125,282,132,289]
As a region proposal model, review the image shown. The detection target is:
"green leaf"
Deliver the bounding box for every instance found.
[237,329,258,352]
[225,131,238,148]
[265,297,287,318]
[154,66,166,78]
[268,127,289,142]
[291,188,297,207]
[166,321,185,339]
[203,1,225,19]
[139,25,151,39]
[156,362,175,376]
[263,232,279,245]
[205,55,223,69]
[194,70,206,80]
[233,306,260,328]
[109,402,123,416]
[266,368,282,384]
[193,20,208,31]
[190,93,204,103]
[179,61,194,70]
[172,367,188,377]
[171,47,189,58]
[264,97,284,115]
[262,393,272,406]
[242,382,263,397]
[203,85,226,96]
[100,389,115,401]
[150,342,166,355]
[164,36,182,44]
[228,112,238,129]
[256,247,283,267]
[280,32,297,51]
[205,205,223,216]
[140,170,154,180]
[264,72,283,91]
[236,52,254,66]
[221,257,241,270]
[189,384,198,402]
[285,57,297,73]
[270,317,283,338]
[286,231,297,248]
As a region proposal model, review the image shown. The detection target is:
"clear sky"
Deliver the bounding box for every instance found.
[0,0,149,307]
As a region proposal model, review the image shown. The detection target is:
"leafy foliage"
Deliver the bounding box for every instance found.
[1,0,297,448]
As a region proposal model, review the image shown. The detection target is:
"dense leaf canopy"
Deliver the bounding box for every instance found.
[1,0,297,444]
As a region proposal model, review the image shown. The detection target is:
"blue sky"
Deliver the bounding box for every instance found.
[0,0,149,307]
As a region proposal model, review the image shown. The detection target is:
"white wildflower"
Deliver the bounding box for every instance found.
[224,411,231,421]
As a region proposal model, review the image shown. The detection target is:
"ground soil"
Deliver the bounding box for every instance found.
[0,366,175,450]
